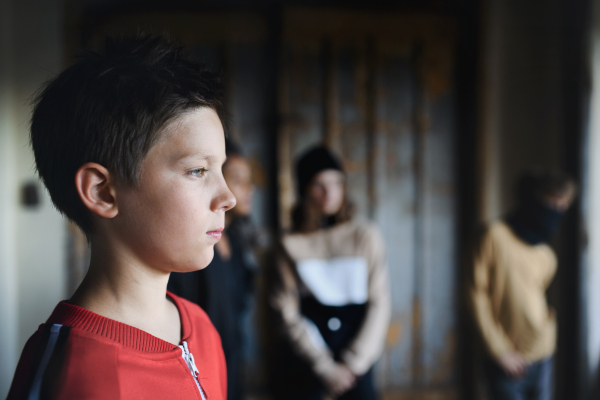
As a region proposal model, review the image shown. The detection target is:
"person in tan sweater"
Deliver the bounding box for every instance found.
[469,170,576,400]
[270,146,391,400]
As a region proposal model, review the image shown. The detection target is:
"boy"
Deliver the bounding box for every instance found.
[468,169,576,400]
[7,34,236,399]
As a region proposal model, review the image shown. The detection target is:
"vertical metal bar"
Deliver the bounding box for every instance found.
[265,6,283,235]
[559,0,591,397]
[322,39,339,151]
[411,42,427,387]
[220,40,234,138]
[277,42,293,231]
[365,37,377,219]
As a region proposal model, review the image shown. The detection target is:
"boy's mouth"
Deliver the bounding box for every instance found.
[206,228,224,241]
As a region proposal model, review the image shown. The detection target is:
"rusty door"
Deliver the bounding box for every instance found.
[277,10,459,395]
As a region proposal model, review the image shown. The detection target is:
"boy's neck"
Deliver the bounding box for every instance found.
[70,236,182,346]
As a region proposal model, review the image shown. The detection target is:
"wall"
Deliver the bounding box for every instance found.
[0,0,19,394]
[478,0,597,398]
[477,0,570,397]
[479,0,564,221]
[275,11,459,394]
[585,0,600,390]
[0,0,67,396]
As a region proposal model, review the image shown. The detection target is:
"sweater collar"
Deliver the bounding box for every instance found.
[46,291,191,353]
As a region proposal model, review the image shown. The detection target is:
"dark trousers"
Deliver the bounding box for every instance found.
[298,369,378,400]
[276,368,378,400]
[484,357,553,400]
[270,343,378,400]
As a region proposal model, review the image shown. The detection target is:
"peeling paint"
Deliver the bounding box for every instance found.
[249,156,268,188]
[430,330,457,385]
[278,8,459,391]
[387,320,403,348]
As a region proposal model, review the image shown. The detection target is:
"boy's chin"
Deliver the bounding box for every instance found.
[171,263,210,274]
[173,250,215,273]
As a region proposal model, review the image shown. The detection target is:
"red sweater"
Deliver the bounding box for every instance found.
[7,292,227,399]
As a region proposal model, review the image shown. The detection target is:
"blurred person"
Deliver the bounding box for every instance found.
[270,146,391,400]
[8,34,233,399]
[468,169,576,400]
[168,139,258,400]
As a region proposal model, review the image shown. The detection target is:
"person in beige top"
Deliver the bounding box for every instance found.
[469,170,576,400]
[270,146,391,400]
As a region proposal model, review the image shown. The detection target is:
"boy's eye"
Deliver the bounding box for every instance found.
[188,168,207,177]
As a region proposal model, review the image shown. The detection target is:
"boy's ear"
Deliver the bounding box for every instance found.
[75,163,118,219]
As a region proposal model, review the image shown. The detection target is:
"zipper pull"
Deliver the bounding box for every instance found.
[189,352,200,376]
[183,341,200,377]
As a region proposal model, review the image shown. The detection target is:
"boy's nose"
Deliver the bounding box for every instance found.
[216,184,237,212]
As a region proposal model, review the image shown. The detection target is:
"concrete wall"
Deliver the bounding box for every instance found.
[479,0,564,220]
[0,0,19,394]
[0,0,66,396]
[477,0,570,396]
[585,0,600,389]
[480,0,597,397]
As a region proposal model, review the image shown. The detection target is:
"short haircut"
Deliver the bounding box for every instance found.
[30,34,225,234]
[517,168,577,202]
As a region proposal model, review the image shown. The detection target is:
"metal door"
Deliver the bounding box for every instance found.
[277,10,459,396]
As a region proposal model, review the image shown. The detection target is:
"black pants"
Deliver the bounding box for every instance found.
[299,369,378,400]
[271,299,376,400]
[270,344,378,400]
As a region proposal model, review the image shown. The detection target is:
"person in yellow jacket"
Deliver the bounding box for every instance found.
[468,169,575,400]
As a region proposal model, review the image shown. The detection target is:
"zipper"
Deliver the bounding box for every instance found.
[179,341,207,400]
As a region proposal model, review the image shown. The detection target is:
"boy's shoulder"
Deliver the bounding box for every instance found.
[8,296,226,400]
[169,290,210,322]
[7,322,122,399]
[169,291,225,364]
[168,291,222,343]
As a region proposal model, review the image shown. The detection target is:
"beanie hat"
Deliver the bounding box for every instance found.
[295,146,343,197]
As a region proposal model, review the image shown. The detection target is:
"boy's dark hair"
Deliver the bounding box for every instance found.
[31,34,225,234]
[517,168,577,202]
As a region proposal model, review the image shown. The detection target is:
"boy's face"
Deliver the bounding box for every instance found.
[111,107,236,273]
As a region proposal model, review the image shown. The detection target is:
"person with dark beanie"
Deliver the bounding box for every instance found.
[468,169,576,400]
[270,145,391,400]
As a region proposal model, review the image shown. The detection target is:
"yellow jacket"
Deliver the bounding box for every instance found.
[468,221,557,362]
